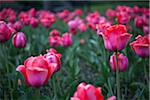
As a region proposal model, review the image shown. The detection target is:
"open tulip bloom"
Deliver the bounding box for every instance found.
[16,49,61,88]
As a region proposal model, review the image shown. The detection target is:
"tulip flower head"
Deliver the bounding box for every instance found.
[101,24,132,52]
[110,53,128,72]
[130,35,150,58]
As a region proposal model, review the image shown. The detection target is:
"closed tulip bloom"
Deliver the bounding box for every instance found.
[110,53,128,72]
[12,32,26,48]
[101,24,132,52]
[14,21,22,31]
[61,33,72,47]
[30,17,38,28]
[44,48,61,73]
[16,55,56,88]
[71,82,104,100]
[130,35,150,58]
[0,21,12,43]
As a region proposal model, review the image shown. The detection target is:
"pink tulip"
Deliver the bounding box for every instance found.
[78,23,87,33]
[44,48,61,73]
[48,36,61,47]
[143,26,149,35]
[68,19,79,35]
[16,55,56,88]
[106,9,116,20]
[49,29,60,36]
[130,35,150,58]
[61,33,72,47]
[107,96,116,100]
[0,21,12,43]
[134,16,144,29]
[71,82,104,100]
[30,17,38,28]
[110,53,128,72]
[101,24,132,52]
[12,32,26,48]
[14,21,22,31]
[116,12,131,24]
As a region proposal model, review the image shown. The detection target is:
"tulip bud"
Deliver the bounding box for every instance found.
[110,53,128,72]
[0,21,12,43]
[12,32,26,48]
[18,79,22,87]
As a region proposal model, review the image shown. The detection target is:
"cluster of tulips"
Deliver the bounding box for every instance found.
[0,5,149,100]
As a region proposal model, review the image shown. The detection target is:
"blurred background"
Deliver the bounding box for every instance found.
[0,1,149,14]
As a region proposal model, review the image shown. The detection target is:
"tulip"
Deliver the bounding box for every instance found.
[71,82,104,100]
[134,16,144,29]
[0,21,12,43]
[74,9,83,16]
[48,36,61,47]
[14,21,22,31]
[61,33,72,47]
[130,35,150,58]
[16,55,56,88]
[68,20,79,35]
[143,26,149,35]
[44,48,61,73]
[78,23,87,33]
[116,12,131,24]
[106,9,116,20]
[12,32,26,48]
[49,29,60,36]
[30,17,38,28]
[110,53,128,72]
[101,24,132,52]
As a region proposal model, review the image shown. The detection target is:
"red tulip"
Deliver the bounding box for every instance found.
[44,48,61,73]
[61,33,72,47]
[48,36,61,47]
[130,35,150,58]
[0,21,12,43]
[16,55,56,88]
[30,17,38,28]
[14,21,22,31]
[12,32,26,48]
[71,82,104,100]
[101,24,132,52]
[110,53,128,72]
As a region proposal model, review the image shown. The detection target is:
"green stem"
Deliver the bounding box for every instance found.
[143,58,148,84]
[33,88,41,100]
[116,51,121,100]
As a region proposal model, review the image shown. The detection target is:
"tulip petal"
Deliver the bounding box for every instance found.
[117,33,132,51]
[16,65,29,86]
[26,67,48,88]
